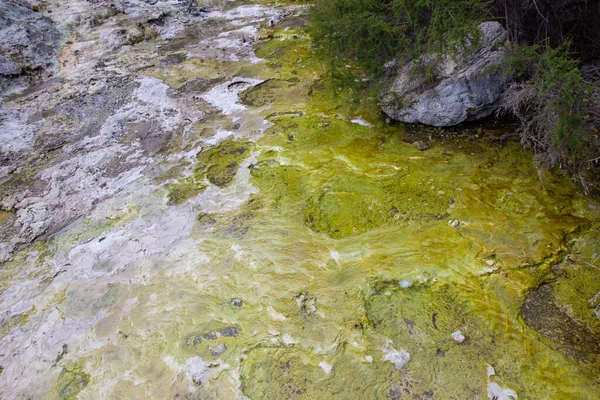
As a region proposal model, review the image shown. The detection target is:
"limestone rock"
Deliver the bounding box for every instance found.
[0,2,61,86]
[381,22,508,127]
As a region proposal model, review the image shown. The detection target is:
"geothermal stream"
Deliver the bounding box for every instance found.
[0,1,599,399]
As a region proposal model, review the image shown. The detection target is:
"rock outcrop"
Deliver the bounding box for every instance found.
[380,21,508,127]
[0,2,61,92]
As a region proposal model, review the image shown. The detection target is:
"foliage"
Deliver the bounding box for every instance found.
[499,43,600,190]
[309,0,485,76]
[486,0,600,62]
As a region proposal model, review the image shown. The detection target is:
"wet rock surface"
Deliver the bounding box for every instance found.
[0,1,598,399]
[0,1,62,92]
[521,283,600,363]
[381,21,508,127]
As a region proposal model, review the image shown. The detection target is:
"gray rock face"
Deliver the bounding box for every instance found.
[89,0,206,18]
[381,22,507,127]
[0,2,61,83]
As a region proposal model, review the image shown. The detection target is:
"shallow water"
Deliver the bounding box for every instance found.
[0,1,599,399]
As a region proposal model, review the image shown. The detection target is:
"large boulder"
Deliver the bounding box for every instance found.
[380,21,508,127]
[0,2,61,85]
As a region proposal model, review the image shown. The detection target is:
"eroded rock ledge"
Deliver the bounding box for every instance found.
[380,21,508,127]
[0,1,62,93]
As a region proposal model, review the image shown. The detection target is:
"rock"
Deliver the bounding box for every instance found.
[398,280,412,289]
[186,356,208,385]
[219,327,239,337]
[520,283,600,362]
[383,345,411,370]
[414,140,430,151]
[0,242,13,263]
[381,22,508,127]
[99,25,154,50]
[210,343,226,357]
[91,0,195,18]
[0,55,21,76]
[319,361,332,374]
[486,365,518,400]
[448,219,460,228]
[294,292,316,315]
[231,298,243,307]
[452,330,466,343]
[0,2,61,89]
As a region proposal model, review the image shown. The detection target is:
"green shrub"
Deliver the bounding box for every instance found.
[309,0,485,76]
[499,43,590,173]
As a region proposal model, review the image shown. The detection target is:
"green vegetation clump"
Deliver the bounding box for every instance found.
[239,79,296,107]
[498,43,597,188]
[56,368,90,400]
[196,139,251,187]
[304,172,449,239]
[167,177,207,206]
[166,139,252,205]
[240,346,397,399]
[310,0,485,76]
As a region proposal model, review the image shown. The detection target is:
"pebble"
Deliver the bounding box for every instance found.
[210,343,226,356]
[231,298,243,307]
[383,347,411,370]
[399,280,413,289]
[452,330,466,343]
[319,361,332,374]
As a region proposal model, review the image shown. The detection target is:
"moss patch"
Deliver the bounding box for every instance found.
[148,58,243,89]
[0,307,35,339]
[0,210,13,226]
[239,78,297,107]
[304,171,449,239]
[167,177,207,206]
[164,139,252,205]
[195,138,252,187]
[56,368,90,400]
[196,195,264,239]
[240,347,397,400]
[364,279,600,398]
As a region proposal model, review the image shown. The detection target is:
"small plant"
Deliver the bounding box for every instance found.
[499,43,591,177]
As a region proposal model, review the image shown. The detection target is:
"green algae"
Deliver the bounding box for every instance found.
[56,368,90,400]
[249,163,307,208]
[195,138,252,187]
[196,195,264,239]
[525,227,600,372]
[240,346,397,400]
[166,176,207,205]
[6,6,598,399]
[521,281,600,367]
[303,171,450,238]
[228,18,600,398]
[239,78,298,107]
[0,307,35,339]
[363,279,600,398]
[248,107,451,239]
[165,139,252,205]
